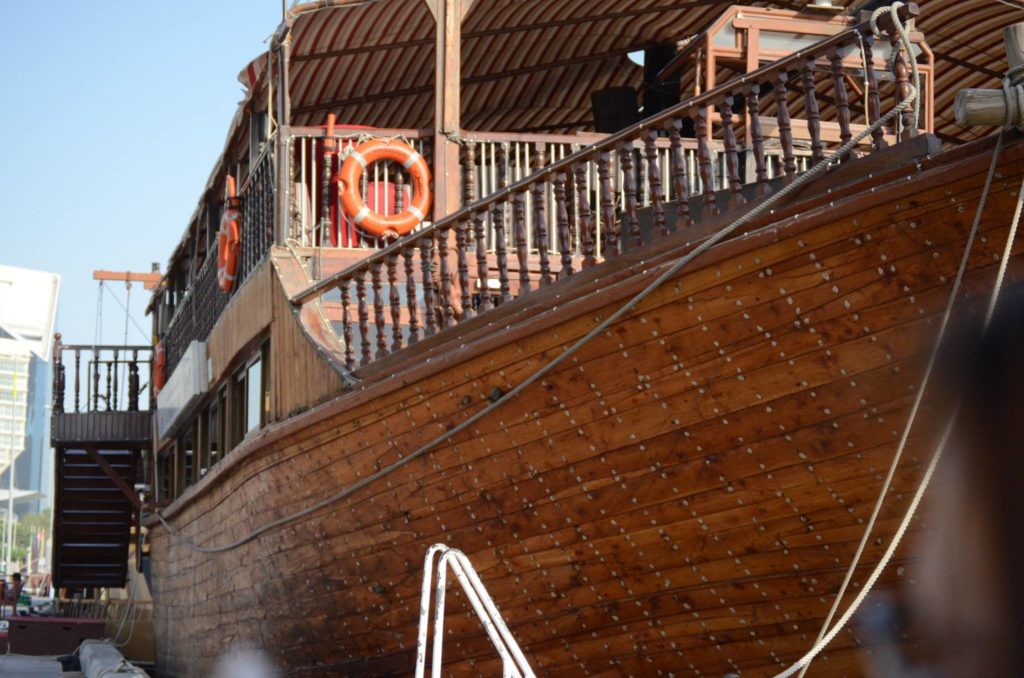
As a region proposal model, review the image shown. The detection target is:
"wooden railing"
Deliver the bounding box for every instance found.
[287,127,432,250]
[52,339,154,414]
[162,142,276,376]
[291,4,922,373]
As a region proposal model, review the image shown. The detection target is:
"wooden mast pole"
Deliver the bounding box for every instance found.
[427,0,472,220]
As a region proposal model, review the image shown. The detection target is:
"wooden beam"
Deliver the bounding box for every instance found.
[92,270,161,291]
[82,448,141,510]
[932,49,1002,81]
[432,0,462,220]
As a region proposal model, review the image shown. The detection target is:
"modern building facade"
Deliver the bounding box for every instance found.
[0,265,61,517]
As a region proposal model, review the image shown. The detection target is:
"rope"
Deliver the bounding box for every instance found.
[778,131,1023,678]
[792,8,936,675]
[151,80,918,554]
[870,3,920,136]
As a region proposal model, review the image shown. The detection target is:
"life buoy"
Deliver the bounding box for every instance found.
[339,138,431,239]
[154,341,166,392]
[218,175,241,293]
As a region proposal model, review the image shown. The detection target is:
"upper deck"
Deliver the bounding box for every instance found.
[143,0,1009,504]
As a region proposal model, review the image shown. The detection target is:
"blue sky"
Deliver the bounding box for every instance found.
[0,2,281,346]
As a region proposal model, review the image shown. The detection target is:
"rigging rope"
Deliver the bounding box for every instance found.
[151,74,920,554]
[791,6,989,674]
[774,154,1024,678]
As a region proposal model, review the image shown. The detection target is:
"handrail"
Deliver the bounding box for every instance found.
[291,3,922,307]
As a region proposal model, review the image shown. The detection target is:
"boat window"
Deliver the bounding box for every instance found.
[179,426,196,493]
[157,450,173,503]
[229,341,270,450]
[246,356,262,436]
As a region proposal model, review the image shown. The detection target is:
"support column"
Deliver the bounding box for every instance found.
[275,23,293,244]
[429,0,471,220]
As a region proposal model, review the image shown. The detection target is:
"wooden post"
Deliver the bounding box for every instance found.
[428,0,472,221]
[275,22,293,245]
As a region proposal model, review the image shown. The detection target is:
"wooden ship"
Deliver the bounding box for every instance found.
[47,0,1024,675]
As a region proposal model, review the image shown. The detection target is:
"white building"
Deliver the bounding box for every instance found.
[0,265,61,516]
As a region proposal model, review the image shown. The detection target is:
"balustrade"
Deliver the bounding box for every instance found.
[290,4,924,372]
[52,338,154,414]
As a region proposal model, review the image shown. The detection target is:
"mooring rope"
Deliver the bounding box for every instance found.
[774,154,1024,678]
[150,78,918,554]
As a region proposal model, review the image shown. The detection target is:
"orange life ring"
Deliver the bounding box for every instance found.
[154,341,166,392]
[218,175,241,293]
[339,138,431,239]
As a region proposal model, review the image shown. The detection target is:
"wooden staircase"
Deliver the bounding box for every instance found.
[52,448,140,590]
[50,340,152,592]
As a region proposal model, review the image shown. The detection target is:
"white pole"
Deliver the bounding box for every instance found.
[7,444,14,574]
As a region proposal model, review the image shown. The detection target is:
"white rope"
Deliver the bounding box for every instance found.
[777,131,1023,678]
[151,66,919,555]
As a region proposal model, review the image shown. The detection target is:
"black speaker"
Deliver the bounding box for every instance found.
[591,86,639,133]
[644,44,679,117]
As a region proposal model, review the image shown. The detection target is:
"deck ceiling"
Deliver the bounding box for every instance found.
[260,0,1023,141]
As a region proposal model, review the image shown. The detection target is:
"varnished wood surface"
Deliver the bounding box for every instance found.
[148,135,1024,677]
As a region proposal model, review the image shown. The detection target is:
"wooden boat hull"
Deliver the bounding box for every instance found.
[149,134,1024,677]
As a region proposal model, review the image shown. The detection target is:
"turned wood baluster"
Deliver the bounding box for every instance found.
[802,56,825,164]
[74,349,81,413]
[420,238,437,336]
[553,172,573,275]
[597,151,619,256]
[105,361,112,411]
[513,189,530,294]
[455,220,473,319]
[395,163,405,213]
[340,281,355,369]
[492,143,512,302]
[92,353,99,411]
[388,252,402,352]
[890,30,916,141]
[719,96,746,208]
[619,141,641,247]
[371,261,388,357]
[437,227,455,328]
[863,33,887,151]
[53,345,64,413]
[531,146,552,285]
[574,163,595,267]
[112,349,119,408]
[644,130,669,238]
[774,70,798,178]
[668,119,692,229]
[128,350,139,412]
[459,142,476,318]
[694,107,719,218]
[356,271,372,366]
[829,45,853,154]
[321,138,333,242]
[403,245,420,344]
[472,208,490,311]
[746,83,770,196]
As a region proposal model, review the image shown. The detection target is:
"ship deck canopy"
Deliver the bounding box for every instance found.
[236,0,1017,141]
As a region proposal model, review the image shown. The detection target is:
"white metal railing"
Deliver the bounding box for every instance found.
[415,544,535,678]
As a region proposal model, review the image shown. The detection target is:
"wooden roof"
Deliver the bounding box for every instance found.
[235,0,1023,140]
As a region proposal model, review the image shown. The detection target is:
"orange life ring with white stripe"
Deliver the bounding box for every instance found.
[339,138,431,239]
[154,341,166,392]
[218,175,241,293]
